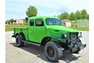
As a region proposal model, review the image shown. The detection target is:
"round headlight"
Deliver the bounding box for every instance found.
[63,33,67,37]
[78,32,82,37]
[62,33,67,38]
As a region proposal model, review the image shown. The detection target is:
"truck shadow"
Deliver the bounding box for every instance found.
[10,43,80,63]
[60,52,80,63]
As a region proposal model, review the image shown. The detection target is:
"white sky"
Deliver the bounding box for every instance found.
[6,0,89,20]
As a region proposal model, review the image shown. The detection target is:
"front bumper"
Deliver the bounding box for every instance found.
[71,44,86,53]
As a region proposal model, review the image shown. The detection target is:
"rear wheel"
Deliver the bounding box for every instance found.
[16,34,24,47]
[44,42,63,62]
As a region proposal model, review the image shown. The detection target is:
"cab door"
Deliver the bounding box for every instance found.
[34,19,47,43]
[28,19,35,42]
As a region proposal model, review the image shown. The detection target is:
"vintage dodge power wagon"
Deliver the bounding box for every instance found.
[12,16,86,62]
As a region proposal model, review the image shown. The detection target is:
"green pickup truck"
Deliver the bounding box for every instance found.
[12,16,86,62]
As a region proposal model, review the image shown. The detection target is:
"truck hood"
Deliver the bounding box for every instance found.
[46,25,78,32]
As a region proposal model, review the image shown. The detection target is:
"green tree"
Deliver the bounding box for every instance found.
[5,21,7,24]
[7,20,10,24]
[14,20,16,23]
[9,19,15,24]
[58,15,62,19]
[81,9,88,19]
[86,14,89,19]
[6,19,15,24]
[75,10,81,20]
[58,12,69,20]
[69,12,75,20]
[25,17,28,23]
[26,6,38,17]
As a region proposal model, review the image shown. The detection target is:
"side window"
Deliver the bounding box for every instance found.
[30,19,34,26]
[35,19,44,26]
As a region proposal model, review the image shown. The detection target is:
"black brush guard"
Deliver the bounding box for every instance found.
[67,32,86,53]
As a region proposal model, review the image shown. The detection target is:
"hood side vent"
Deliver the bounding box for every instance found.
[55,30,59,32]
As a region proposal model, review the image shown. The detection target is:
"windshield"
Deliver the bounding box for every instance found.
[45,18,62,25]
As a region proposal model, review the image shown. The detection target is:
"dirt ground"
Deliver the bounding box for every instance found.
[6,31,89,63]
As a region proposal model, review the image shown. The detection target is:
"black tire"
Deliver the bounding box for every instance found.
[44,42,63,62]
[16,34,24,47]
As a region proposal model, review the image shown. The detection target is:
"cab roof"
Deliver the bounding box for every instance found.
[29,16,59,20]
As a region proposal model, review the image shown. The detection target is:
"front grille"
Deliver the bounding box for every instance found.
[70,32,78,41]
[67,32,83,53]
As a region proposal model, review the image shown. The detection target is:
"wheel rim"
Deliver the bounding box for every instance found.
[16,36,20,45]
[47,46,55,57]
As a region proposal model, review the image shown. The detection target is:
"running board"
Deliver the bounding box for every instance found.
[22,40,40,46]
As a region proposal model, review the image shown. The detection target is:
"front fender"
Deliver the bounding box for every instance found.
[50,36,66,43]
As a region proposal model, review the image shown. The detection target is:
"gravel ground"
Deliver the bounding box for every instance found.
[6,31,89,63]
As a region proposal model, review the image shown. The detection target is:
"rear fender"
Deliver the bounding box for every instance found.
[13,32,25,40]
[12,33,20,37]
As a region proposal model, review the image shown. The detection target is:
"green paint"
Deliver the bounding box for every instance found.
[13,16,78,43]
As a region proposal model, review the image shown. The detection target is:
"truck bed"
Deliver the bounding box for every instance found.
[13,27,29,40]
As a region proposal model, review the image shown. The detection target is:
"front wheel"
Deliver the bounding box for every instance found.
[16,35,24,47]
[44,42,63,62]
